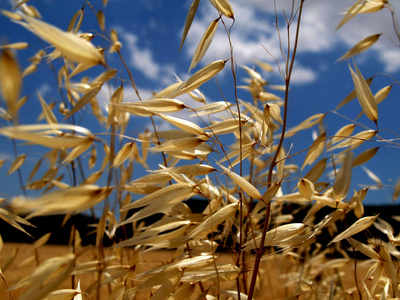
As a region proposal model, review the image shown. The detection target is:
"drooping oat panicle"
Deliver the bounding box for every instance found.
[190,18,219,71]
[349,62,378,124]
[7,153,26,176]
[10,13,105,67]
[336,33,381,62]
[192,101,232,116]
[0,49,22,120]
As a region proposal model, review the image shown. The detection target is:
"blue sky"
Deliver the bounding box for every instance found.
[0,0,400,206]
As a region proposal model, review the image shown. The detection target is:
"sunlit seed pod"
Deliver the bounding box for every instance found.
[190,18,219,71]
[333,149,353,202]
[336,33,381,62]
[180,0,200,52]
[168,60,226,98]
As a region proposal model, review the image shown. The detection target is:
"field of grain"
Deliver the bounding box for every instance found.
[0,243,372,299]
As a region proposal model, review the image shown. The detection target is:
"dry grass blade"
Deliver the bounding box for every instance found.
[168,60,226,98]
[190,18,219,71]
[112,142,137,168]
[128,268,182,294]
[298,178,315,200]
[380,243,398,297]
[336,0,366,30]
[0,49,22,119]
[0,207,34,236]
[242,223,306,251]
[169,283,195,300]
[157,113,205,135]
[336,33,381,62]
[119,183,195,224]
[333,149,354,202]
[8,153,26,175]
[43,289,81,300]
[329,215,377,245]
[193,101,232,116]
[209,0,235,19]
[362,166,383,188]
[181,264,240,283]
[63,85,101,120]
[153,164,216,176]
[329,129,376,151]
[353,146,379,167]
[335,77,373,110]
[11,185,110,218]
[0,42,29,50]
[11,13,105,66]
[0,124,92,149]
[217,162,262,199]
[62,136,94,165]
[346,237,380,260]
[185,203,238,240]
[286,113,325,137]
[180,0,200,52]
[12,253,75,300]
[150,136,205,152]
[304,158,327,183]
[331,124,355,145]
[123,98,186,113]
[151,270,183,300]
[301,132,326,170]
[349,62,378,124]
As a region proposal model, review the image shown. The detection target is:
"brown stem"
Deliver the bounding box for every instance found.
[247,1,305,298]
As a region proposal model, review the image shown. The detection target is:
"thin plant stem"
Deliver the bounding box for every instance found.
[247,1,305,298]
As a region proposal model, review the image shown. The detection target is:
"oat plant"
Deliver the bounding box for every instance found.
[0,0,400,299]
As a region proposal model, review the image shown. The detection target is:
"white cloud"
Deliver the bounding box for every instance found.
[289,64,317,85]
[183,0,400,83]
[117,28,176,86]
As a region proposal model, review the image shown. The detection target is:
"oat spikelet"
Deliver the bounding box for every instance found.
[0,49,22,120]
[329,216,377,245]
[11,13,105,66]
[168,60,226,98]
[180,0,200,52]
[209,0,234,19]
[349,62,378,124]
[190,18,219,71]
[333,149,354,202]
[336,33,381,62]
